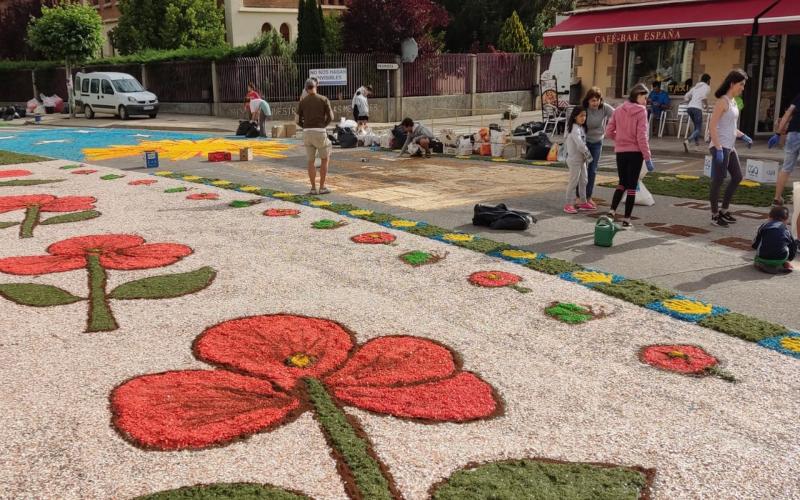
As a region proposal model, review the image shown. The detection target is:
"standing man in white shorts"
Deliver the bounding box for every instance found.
[769,92,800,206]
[297,78,334,195]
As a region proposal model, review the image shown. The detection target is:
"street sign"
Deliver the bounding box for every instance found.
[309,68,347,86]
[377,63,399,71]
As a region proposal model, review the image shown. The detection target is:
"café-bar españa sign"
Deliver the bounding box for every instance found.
[594,29,682,44]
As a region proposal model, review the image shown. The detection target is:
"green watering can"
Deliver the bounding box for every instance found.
[594,216,621,247]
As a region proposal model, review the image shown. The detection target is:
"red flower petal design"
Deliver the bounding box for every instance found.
[0,194,56,213]
[111,370,300,450]
[0,169,32,178]
[351,232,396,244]
[39,196,97,212]
[128,179,158,186]
[469,271,522,288]
[187,193,219,201]
[325,336,456,388]
[71,169,97,175]
[48,234,145,256]
[332,372,497,421]
[0,254,86,275]
[264,208,301,217]
[641,345,718,375]
[195,315,353,390]
[99,243,193,270]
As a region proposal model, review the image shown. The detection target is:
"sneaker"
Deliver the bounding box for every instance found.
[683,140,689,153]
[606,211,616,219]
[720,211,737,223]
[621,219,632,229]
[784,262,794,272]
[563,204,578,214]
[711,215,729,227]
[587,200,597,209]
[577,202,596,211]
[424,150,432,158]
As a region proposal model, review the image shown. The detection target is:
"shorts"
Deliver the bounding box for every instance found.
[304,130,331,160]
[782,131,800,173]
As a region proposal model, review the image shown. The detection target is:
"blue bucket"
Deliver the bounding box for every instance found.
[144,151,159,168]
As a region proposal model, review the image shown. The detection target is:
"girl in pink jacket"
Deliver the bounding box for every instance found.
[604,83,655,228]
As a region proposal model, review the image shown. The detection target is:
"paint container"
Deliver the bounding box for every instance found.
[144,151,159,168]
[34,114,42,124]
[239,147,253,161]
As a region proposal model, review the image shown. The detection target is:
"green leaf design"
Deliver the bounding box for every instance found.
[0,221,19,229]
[431,459,649,500]
[0,179,66,187]
[59,165,81,170]
[100,174,125,180]
[164,187,188,193]
[109,266,216,300]
[134,483,310,500]
[40,210,101,225]
[545,302,594,324]
[0,283,84,307]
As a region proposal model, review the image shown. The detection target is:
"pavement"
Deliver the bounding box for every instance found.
[1,121,796,330]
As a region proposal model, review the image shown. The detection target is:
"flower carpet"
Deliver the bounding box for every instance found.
[0,160,798,499]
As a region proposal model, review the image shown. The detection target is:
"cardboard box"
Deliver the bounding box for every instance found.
[745,159,778,183]
[271,125,285,138]
[283,123,297,137]
[239,147,253,161]
[208,151,232,162]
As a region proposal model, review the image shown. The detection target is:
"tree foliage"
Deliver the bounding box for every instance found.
[296,0,325,55]
[26,2,103,65]
[342,0,449,55]
[497,11,532,53]
[110,0,225,55]
[0,0,57,60]
[322,15,344,54]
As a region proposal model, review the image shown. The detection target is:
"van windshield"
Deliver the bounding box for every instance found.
[112,79,144,93]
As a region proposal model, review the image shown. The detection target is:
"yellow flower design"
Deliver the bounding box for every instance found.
[273,192,294,198]
[349,209,374,216]
[83,138,290,161]
[455,155,471,159]
[490,158,509,162]
[779,337,800,353]
[443,233,474,242]
[739,180,761,188]
[572,271,614,284]
[240,185,261,193]
[390,220,418,228]
[182,175,202,181]
[154,171,173,176]
[676,175,700,180]
[662,298,712,316]
[310,200,333,207]
[501,249,538,260]
[211,180,232,186]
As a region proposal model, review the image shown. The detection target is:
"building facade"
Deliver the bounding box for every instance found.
[223,0,345,47]
[545,0,800,137]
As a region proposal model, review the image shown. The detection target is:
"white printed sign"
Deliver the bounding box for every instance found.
[309,68,347,86]
[745,159,779,184]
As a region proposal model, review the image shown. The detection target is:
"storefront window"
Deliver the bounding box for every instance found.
[626,40,694,94]
[756,36,782,133]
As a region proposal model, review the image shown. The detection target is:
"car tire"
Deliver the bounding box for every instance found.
[148,113,157,119]
[85,105,94,119]
[119,106,129,120]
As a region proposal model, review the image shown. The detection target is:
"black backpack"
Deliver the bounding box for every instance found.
[391,124,407,149]
[472,203,536,231]
[236,120,251,136]
[337,126,357,148]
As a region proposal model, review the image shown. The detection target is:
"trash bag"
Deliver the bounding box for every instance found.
[431,139,444,154]
[337,126,358,148]
[457,136,473,156]
[525,132,552,160]
[245,124,260,138]
[472,203,536,230]
[236,120,252,136]
[391,124,407,149]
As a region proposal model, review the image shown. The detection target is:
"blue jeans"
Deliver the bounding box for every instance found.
[581,141,602,199]
[687,107,703,144]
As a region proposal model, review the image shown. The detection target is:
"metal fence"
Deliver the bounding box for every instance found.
[476,53,537,93]
[403,54,470,97]
[146,61,212,102]
[216,54,395,104]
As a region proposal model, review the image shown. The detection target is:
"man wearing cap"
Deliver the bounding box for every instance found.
[297,78,335,195]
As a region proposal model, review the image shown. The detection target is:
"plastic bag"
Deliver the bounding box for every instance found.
[621,163,655,206]
[457,137,472,156]
[556,142,567,162]
[379,132,392,149]
[490,129,507,157]
[26,98,39,113]
[439,128,458,147]
[546,143,559,162]
[407,142,420,156]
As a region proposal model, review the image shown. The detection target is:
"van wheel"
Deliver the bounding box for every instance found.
[119,106,129,120]
[84,105,94,119]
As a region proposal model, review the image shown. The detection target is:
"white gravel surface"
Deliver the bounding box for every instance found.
[0,160,798,500]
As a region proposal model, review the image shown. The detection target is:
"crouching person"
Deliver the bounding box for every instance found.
[399,117,434,158]
[753,206,798,273]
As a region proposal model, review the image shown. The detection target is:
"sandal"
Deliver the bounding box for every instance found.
[308,188,318,195]
[318,187,331,194]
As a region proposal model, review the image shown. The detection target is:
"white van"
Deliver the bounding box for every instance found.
[547,48,573,95]
[73,72,159,120]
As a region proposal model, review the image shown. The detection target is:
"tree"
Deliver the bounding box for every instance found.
[110,0,225,55]
[530,0,575,53]
[343,0,449,54]
[27,1,103,116]
[296,0,325,55]
[497,11,532,53]
[322,14,344,54]
[0,0,57,60]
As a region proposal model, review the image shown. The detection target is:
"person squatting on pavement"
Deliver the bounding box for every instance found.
[297,78,334,195]
[768,90,800,206]
[708,69,752,228]
[752,206,799,274]
[398,118,435,158]
[604,83,655,229]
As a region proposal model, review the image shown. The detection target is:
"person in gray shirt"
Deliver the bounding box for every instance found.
[578,87,615,208]
[399,117,435,158]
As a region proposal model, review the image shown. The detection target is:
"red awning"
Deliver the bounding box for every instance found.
[758,0,800,35]
[544,0,777,47]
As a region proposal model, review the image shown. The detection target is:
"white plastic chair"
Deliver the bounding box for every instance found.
[542,104,566,136]
[675,104,691,138]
